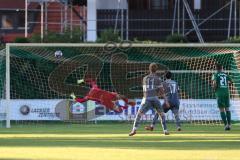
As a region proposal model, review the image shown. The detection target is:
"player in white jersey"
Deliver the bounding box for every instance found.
[129,63,170,136]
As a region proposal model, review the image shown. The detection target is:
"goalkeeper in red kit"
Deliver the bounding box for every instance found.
[70,79,135,113]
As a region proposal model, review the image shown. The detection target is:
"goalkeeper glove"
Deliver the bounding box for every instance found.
[70,92,76,100]
[77,79,84,84]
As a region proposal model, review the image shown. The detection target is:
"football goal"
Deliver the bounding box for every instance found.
[1,43,240,128]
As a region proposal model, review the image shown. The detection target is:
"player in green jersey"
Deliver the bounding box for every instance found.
[212,64,233,131]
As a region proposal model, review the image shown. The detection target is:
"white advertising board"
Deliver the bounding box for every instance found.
[0,100,62,120]
[93,99,240,121]
[0,99,239,121]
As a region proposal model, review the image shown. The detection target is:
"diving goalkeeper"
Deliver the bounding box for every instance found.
[70,79,135,113]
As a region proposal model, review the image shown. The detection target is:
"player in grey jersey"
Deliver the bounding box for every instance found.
[129,63,170,136]
[145,71,181,131]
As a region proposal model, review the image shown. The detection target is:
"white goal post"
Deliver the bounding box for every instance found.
[6,45,10,128]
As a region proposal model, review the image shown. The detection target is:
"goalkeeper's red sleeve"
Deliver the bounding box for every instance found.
[75,98,87,103]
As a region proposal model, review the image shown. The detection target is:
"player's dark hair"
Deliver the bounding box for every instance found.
[165,71,172,79]
[216,64,223,71]
[149,63,158,73]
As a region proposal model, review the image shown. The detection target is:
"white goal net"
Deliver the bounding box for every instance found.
[1,43,240,127]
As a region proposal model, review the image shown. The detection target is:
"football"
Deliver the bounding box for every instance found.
[54,50,63,58]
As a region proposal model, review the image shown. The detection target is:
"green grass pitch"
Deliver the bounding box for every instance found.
[0,123,239,160]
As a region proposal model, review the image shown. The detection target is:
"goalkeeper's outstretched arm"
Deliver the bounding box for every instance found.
[70,92,89,103]
[77,79,99,88]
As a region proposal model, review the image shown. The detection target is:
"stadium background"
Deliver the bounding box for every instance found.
[0,1,240,160]
[1,0,240,43]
